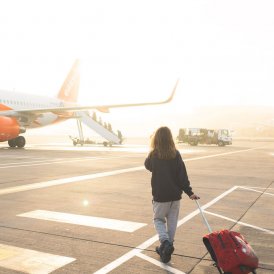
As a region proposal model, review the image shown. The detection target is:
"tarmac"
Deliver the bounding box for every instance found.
[0,138,273,274]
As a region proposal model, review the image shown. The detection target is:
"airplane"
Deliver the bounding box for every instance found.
[0,60,178,148]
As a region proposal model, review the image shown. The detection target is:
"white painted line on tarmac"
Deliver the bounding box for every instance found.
[0,148,257,195]
[239,186,274,191]
[27,144,150,153]
[178,186,239,227]
[93,186,238,274]
[136,253,186,274]
[0,146,261,170]
[178,148,205,154]
[0,148,260,196]
[184,147,262,162]
[0,166,144,196]
[0,155,133,169]
[18,210,146,232]
[238,186,274,197]
[0,243,75,274]
[204,210,274,235]
[95,235,160,274]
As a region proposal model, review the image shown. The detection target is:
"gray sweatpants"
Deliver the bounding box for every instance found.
[153,200,180,243]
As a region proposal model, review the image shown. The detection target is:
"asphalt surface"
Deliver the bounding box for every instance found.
[0,139,273,274]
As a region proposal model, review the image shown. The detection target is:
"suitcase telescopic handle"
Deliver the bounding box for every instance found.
[195,200,213,233]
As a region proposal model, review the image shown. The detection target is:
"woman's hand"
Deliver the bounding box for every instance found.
[189,194,200,200]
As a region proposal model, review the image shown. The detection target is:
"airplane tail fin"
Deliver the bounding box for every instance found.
[57,60,80,102]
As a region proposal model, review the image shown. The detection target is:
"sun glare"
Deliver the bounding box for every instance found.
[82,200,89,207]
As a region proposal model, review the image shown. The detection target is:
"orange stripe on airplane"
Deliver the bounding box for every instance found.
[0,103,13,111]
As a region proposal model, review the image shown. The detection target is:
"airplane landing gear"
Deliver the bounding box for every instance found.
[8,139,16,148]
[8,136,26,148]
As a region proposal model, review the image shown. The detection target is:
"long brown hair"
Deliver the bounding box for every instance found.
[150,127,176,159]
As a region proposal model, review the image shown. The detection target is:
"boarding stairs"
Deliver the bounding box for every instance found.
[74,111,121,145]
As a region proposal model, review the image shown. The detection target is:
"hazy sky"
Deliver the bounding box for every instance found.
[0,0,274,136]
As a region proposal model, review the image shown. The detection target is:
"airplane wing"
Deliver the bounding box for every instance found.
[0,80,178,118]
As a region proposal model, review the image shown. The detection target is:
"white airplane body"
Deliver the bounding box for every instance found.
[0,60,178,147]
[0,90,64,128]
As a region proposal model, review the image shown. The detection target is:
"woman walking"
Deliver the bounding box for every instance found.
[144,126,200,263]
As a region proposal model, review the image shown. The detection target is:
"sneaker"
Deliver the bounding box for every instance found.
[160,240,174,263]
[155,246,160,255]
[170,243,175,255]
[155,243,165,255]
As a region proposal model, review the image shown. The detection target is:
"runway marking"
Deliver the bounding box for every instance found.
[239,186,274,191]
[0,155,32,159]
[204,210,274,235]
[136,253,186,274]
[184,147,263,162]
[93,186,238,274]
[0,243,75,274]
[0,155,135,169]
[238,186,274,196]
[0,147,261,196]
[0,166,144,196]
[27,144,151,153]
[18,210,147,232]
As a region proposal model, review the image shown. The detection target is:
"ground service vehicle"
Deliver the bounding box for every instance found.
[177,128,232,146]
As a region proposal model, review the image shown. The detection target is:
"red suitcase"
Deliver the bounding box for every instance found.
[196,200,259,274]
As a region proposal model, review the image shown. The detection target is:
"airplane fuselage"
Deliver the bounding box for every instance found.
[0,90,66,128]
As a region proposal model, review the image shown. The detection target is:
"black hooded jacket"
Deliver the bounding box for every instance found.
[144,150,194,202]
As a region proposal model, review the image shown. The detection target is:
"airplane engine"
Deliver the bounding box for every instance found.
[0,116,23,142]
